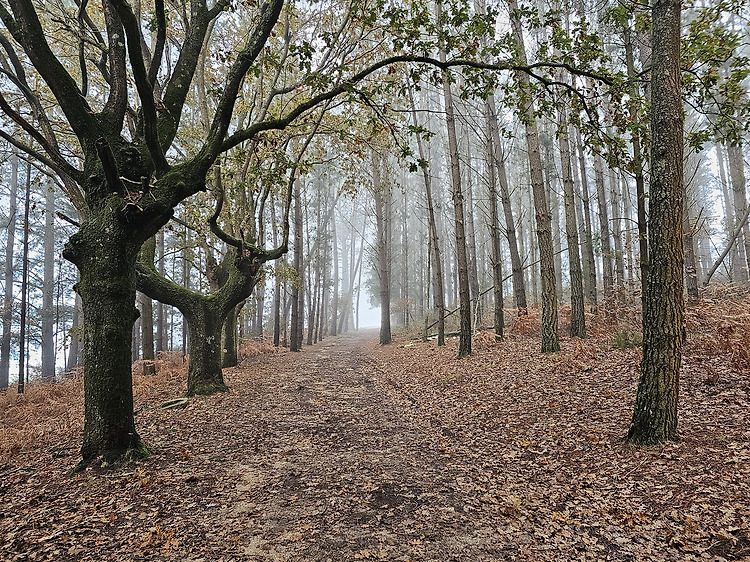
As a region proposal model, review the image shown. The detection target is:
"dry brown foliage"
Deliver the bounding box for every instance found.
[237,336,279,363]
[1,291,749,561]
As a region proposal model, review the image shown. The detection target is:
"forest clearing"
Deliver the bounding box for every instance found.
[1,291,749,561]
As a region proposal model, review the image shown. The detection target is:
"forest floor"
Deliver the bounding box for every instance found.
[1,291,750,561]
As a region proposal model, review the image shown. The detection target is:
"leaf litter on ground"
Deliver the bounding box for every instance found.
[0,289,749,561]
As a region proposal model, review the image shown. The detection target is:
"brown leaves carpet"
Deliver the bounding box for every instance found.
[1,311,749,561]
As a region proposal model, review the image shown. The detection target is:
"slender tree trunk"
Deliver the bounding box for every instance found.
[140,291,156,375]
[486,122,505,339]
[624,25,649,297]
[1,150,18,389]
[464,132,481,320]
[575,132,598,307]
[41,179,56,380]
[716,144,738,281]
[509,0,559,352]
[272,197,282,346]
[17,161,31,394]
[182,227,191,357]
[290,177,303,352]
[683,180,699,298]
[628,0,684,445]
[438,4,472,357]
[728,144,750,280]
[409,85,445,345]
[155,229,166,352]
[594,154,615,297]
[372,153,392,345]
[558,114,586,337]
[402,190,410,328]
[610,169,626,286]
[487,95,527,314]
[330,212,339,337]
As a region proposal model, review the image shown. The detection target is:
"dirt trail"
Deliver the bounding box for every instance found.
[212,330,492,561]
[1,331,502,562]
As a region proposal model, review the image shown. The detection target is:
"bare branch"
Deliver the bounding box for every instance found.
[110,0,167,174]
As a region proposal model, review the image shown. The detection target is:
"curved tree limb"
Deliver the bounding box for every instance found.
[222,56,616,153]
[0,130,82,182]
[202,0,285,162]
[0,1,99,143]
[148,0,166,85]
[99,0,128,133]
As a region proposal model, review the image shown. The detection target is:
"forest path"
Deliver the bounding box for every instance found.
[4,327,749,561]
[204,329,492,561]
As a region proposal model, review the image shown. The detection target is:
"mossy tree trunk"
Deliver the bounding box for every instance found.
[64,205,163,466]
[222,304,240,368]
[137,239,263,396]
[184,303,228,395]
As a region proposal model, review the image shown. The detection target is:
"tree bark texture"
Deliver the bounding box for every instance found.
[372,153,392,345]
[628,0,684,445]
[508,0,559,352]
[558,118,586,338]
[438,20,472,357]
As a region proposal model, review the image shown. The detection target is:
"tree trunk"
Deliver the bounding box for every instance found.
[628,0,684,445]
[594,154,615,298]
[41,179,56,380]
[222,304,239,368]
[684,192,699,298]
[487,95,527,314]
[624,25,649,298]
[373,153,392,345]
[438,5,472,357]
[290,177,303,352]
[1,149,18,389]
[486,119,505,339]
[508,0,558,352]
[575,132,598,307]
[728,144,750,280]
[558,114,586,338]
[64,221,148,465]
[716,144,738,281]
[409,84,445,345]
[155,228,166,352]
[184,303,228,395]
[464,131,481,320]
[137,240,261,397]
[330,212,339,337]
[17,161,31,394]
[140,292,156,375]
[610,170,626,286]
